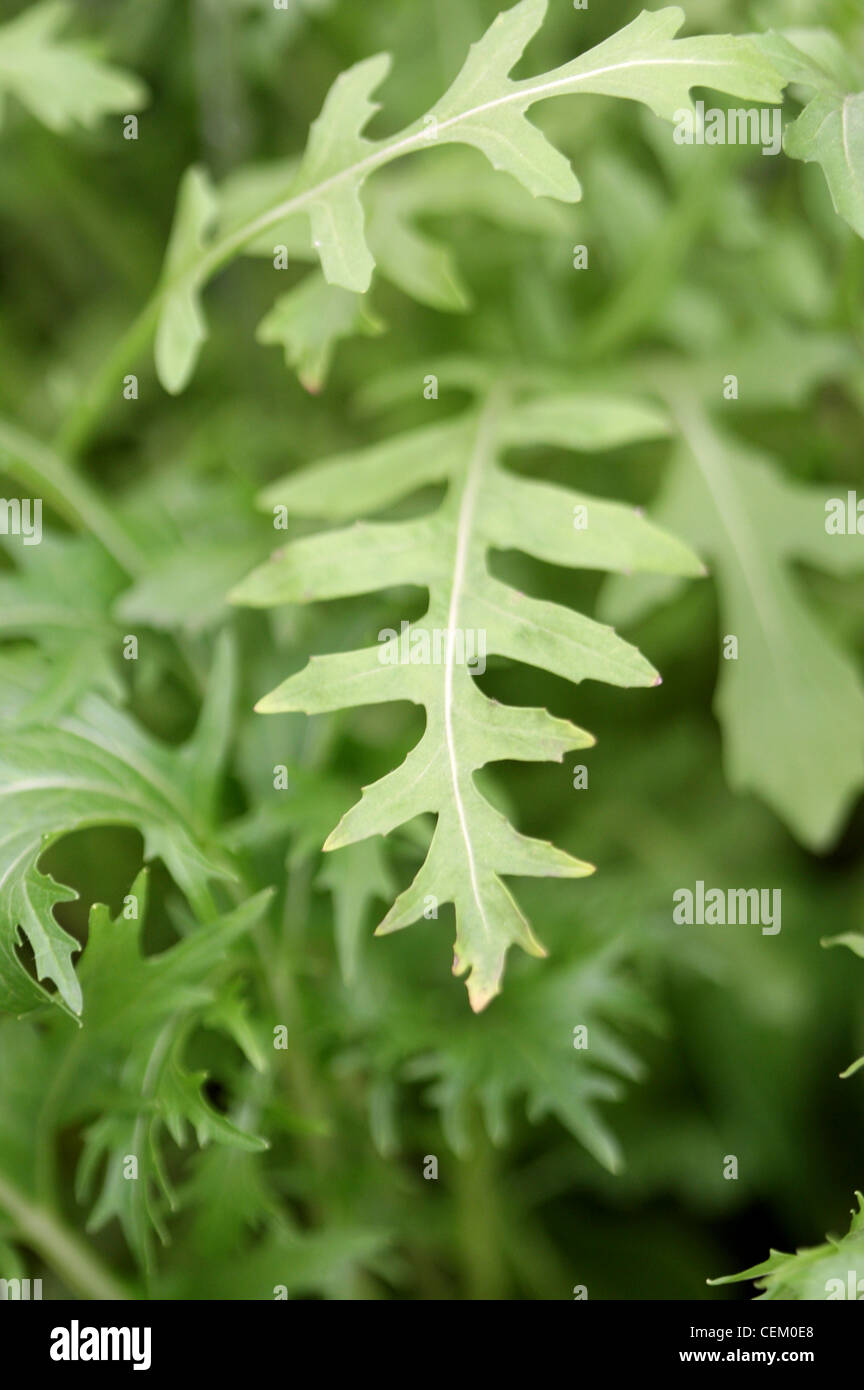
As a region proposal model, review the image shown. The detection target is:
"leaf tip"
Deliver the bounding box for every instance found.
[468,981,498,1013]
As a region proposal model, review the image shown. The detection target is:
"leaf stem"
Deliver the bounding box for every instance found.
[0,1171,133,1301]
[455,1106,506,1299]
[0,416,147,576]
[55,297,162,461]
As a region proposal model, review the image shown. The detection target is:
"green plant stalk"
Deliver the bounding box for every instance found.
[56,126,466,456]
[0,416,147,575]
[456,1106,506,1299]
[0,1171,132,1301]
[55,297,162,460]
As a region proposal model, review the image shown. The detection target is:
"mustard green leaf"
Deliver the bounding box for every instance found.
[233,386,701,1009]
[602,404,864,849]
[0,1,147,134]
[154,167,219,395]
[0,673,236,1018]
[710,1194,864,1299]
[257,272,384,393]
[154,2,784,389]
[754,29,864,238]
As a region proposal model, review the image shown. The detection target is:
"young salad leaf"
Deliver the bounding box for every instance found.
[365,938,661,1172]
[0,1,147,134]
[0,646,236,1018]
[0,873,271,1278]
[76,888,271,1276]
[755,29,864,238]
[602,399,864,850]
[232,386,702,1009]
[235,153,565,390]
[710,1194,864,1299]
[151,1,784,392]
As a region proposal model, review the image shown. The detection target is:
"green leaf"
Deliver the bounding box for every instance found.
[154,166,219,395]
[0,874,271,1273]
[430,4,783,200]
[755,30,864,239]
[232,385,701,1009]
[0,1,147,133]
[0,655,237,1018]
[221,149,566,317]
[294,2,782,292]
[257,272,384,393]
[710,1193,864,1299]
[297,52,393,292]
[0,534,123,726]
[403,949,658,1171]
[785,92,864,239]
[602,403,864,850]
[75,876,270,1050]
[154,2,784,388]
[79,1028,268,1274]
[318,839,394,986]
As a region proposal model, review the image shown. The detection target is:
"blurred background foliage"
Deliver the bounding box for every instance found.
[0,0,863,1299]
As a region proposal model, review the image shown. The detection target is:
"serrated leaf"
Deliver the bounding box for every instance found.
[601,404,864,849]
[154,166,219,394]
[77,876,271,1048]
[710,1193,864,1299]
[0,647,238,1017]
[0,0,147,133]
[257,271,384,392]
[156,3,785,389]
[405,950,657,1171]
[73,883,270,1272]
[80,1030,268,1274]
[297,52,393,292]
[221,149,566,320]
[785,92,864,239]
[293,2,783,291]
[754,29,864,239]
[232,386,701,1008]
[0,876,272,1274]
[431,4,783,200]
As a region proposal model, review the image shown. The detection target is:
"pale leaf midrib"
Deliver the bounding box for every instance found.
[443,401,497,940]
[188,47,767,289]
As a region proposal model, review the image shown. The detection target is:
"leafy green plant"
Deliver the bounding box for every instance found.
[0,644,235,1015]
[97,1,787,407]
[0,1,146,132]
[756,27,864,237]
[601,385,864,848]
[232,379,701,1009]
[710,1193,864,1299]
[0,0,862,1304]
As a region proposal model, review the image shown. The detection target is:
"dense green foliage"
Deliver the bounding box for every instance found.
[0,0,862,1300]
